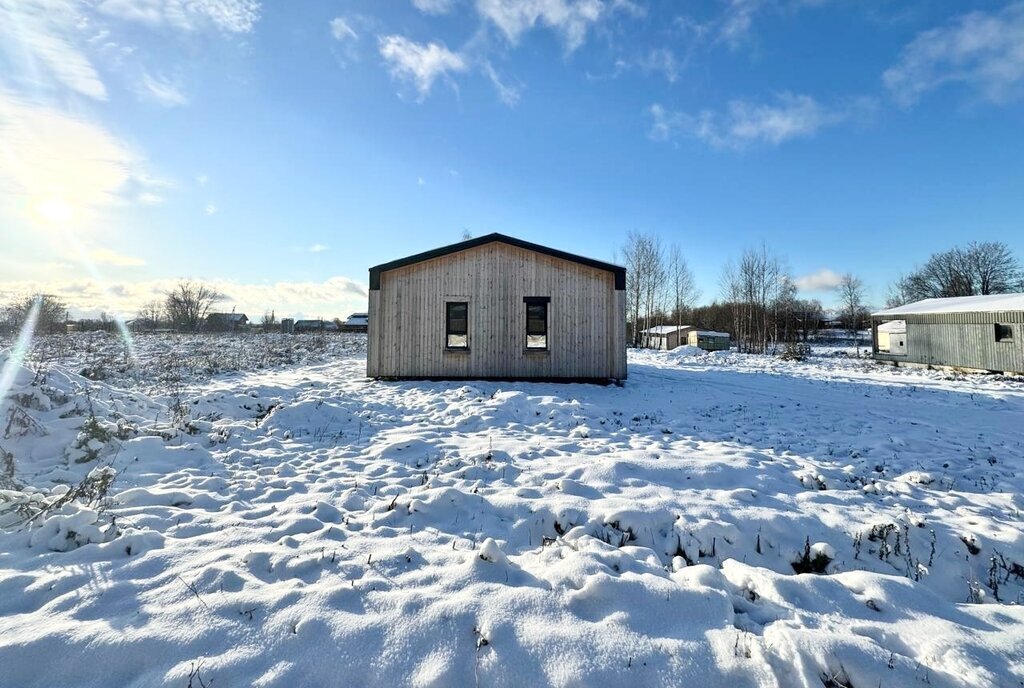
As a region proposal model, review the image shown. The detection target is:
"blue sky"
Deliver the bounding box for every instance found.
[1,0,1022,318]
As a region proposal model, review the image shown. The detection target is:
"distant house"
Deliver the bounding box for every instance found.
[687,330,730,351]
[340,312,368,333]
[294,319,338,333]
[280,318,295,334]
[206,312,248,332]
[367,233,627,383]
[641,325,693,350]
[871,294,1024,374]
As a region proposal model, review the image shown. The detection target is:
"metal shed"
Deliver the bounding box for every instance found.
[367,233,627,383]
[687,330,730,351]
[871,294,1024,374]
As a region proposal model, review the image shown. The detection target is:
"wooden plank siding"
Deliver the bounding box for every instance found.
[367,242,627,381]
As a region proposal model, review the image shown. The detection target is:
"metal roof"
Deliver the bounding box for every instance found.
[642,325,691,334]
[873,294,1024,317]
[368,233,626,290]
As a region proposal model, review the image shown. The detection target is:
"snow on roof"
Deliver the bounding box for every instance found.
[694,330,729,337]
[876,320,906,333]
[642,325,691,334]
[873,293,1024,317]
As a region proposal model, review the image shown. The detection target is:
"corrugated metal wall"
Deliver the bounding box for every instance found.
[872,313,1024,373]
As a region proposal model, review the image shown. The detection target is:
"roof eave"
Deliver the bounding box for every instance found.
[368,232,626,290]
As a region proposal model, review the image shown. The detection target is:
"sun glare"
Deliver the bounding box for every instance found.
[29,196,76,227]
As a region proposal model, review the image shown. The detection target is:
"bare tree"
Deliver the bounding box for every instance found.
[642,236,665,347]
[721,245,784,353]
[3,294,67,334]
[885,275,915,309]
[965,241,1023,295]
[164,280,224,332]
[837,273,865,354]
[262,310,277,332]
[888,241,1023,305]
[621,231,647,346]
[792,299,824,341]
[666,244,699,334]
[135,300,165,331]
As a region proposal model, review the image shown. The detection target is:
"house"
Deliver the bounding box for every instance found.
[641,325,693,350]
[206,312,248,332]
[366,233,627,383]
[294,319,338,333]
[871,294,1024,374]
[340,312,368,333]
[280,318,294,334]
[687,330,730,351]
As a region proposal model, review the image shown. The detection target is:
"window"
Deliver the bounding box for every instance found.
[446,302,468,349]
[524,297,549,350]
[996,323,1014,343]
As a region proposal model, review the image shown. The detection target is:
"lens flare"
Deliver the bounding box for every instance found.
[59,228,136,361]
[0,296,42,422]
[29,196,76,227]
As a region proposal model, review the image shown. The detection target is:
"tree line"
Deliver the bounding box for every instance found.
[4,241,1021,344]
[620,235,1021,354]
[620,234,842,353]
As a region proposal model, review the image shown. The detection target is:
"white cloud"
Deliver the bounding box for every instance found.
[475,0,640,52]
[0,0,261,104]
[718,0,763,50]
[97,0,261,33]
[482,61,522,106]
[138,71,188,106]
[90,247,146,267]
[0,92,141,216]
[137,191,165,205]
[883,3,1024,108]
[205,202,218,215]
[308,243,329,253]
[0,0,107,100]
[648,93,874,149]
[0,275,369,320]
[413,0,457,15]
[379,35,468,99]
[796,268,844,292]
[330,17,358,42]
[638,47,680,83]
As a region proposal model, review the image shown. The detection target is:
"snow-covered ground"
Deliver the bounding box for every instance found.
[1,336,1022,687]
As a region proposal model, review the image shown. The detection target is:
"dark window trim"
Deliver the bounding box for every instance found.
[995,323,1014,343]
[445,301,469,350]
[525,298,549,351]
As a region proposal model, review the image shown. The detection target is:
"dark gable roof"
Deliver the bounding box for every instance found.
[369,233,626,290]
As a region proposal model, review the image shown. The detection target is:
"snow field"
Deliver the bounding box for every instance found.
[0,338,1022,687]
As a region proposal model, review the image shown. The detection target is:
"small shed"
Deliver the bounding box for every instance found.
[367,233,627,383]
[687,330,730,351]
[875,320,906,355]
[641,325,693,350]
[341,313,369,333]
[206,312,248,332]
[871,294,1024,374]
